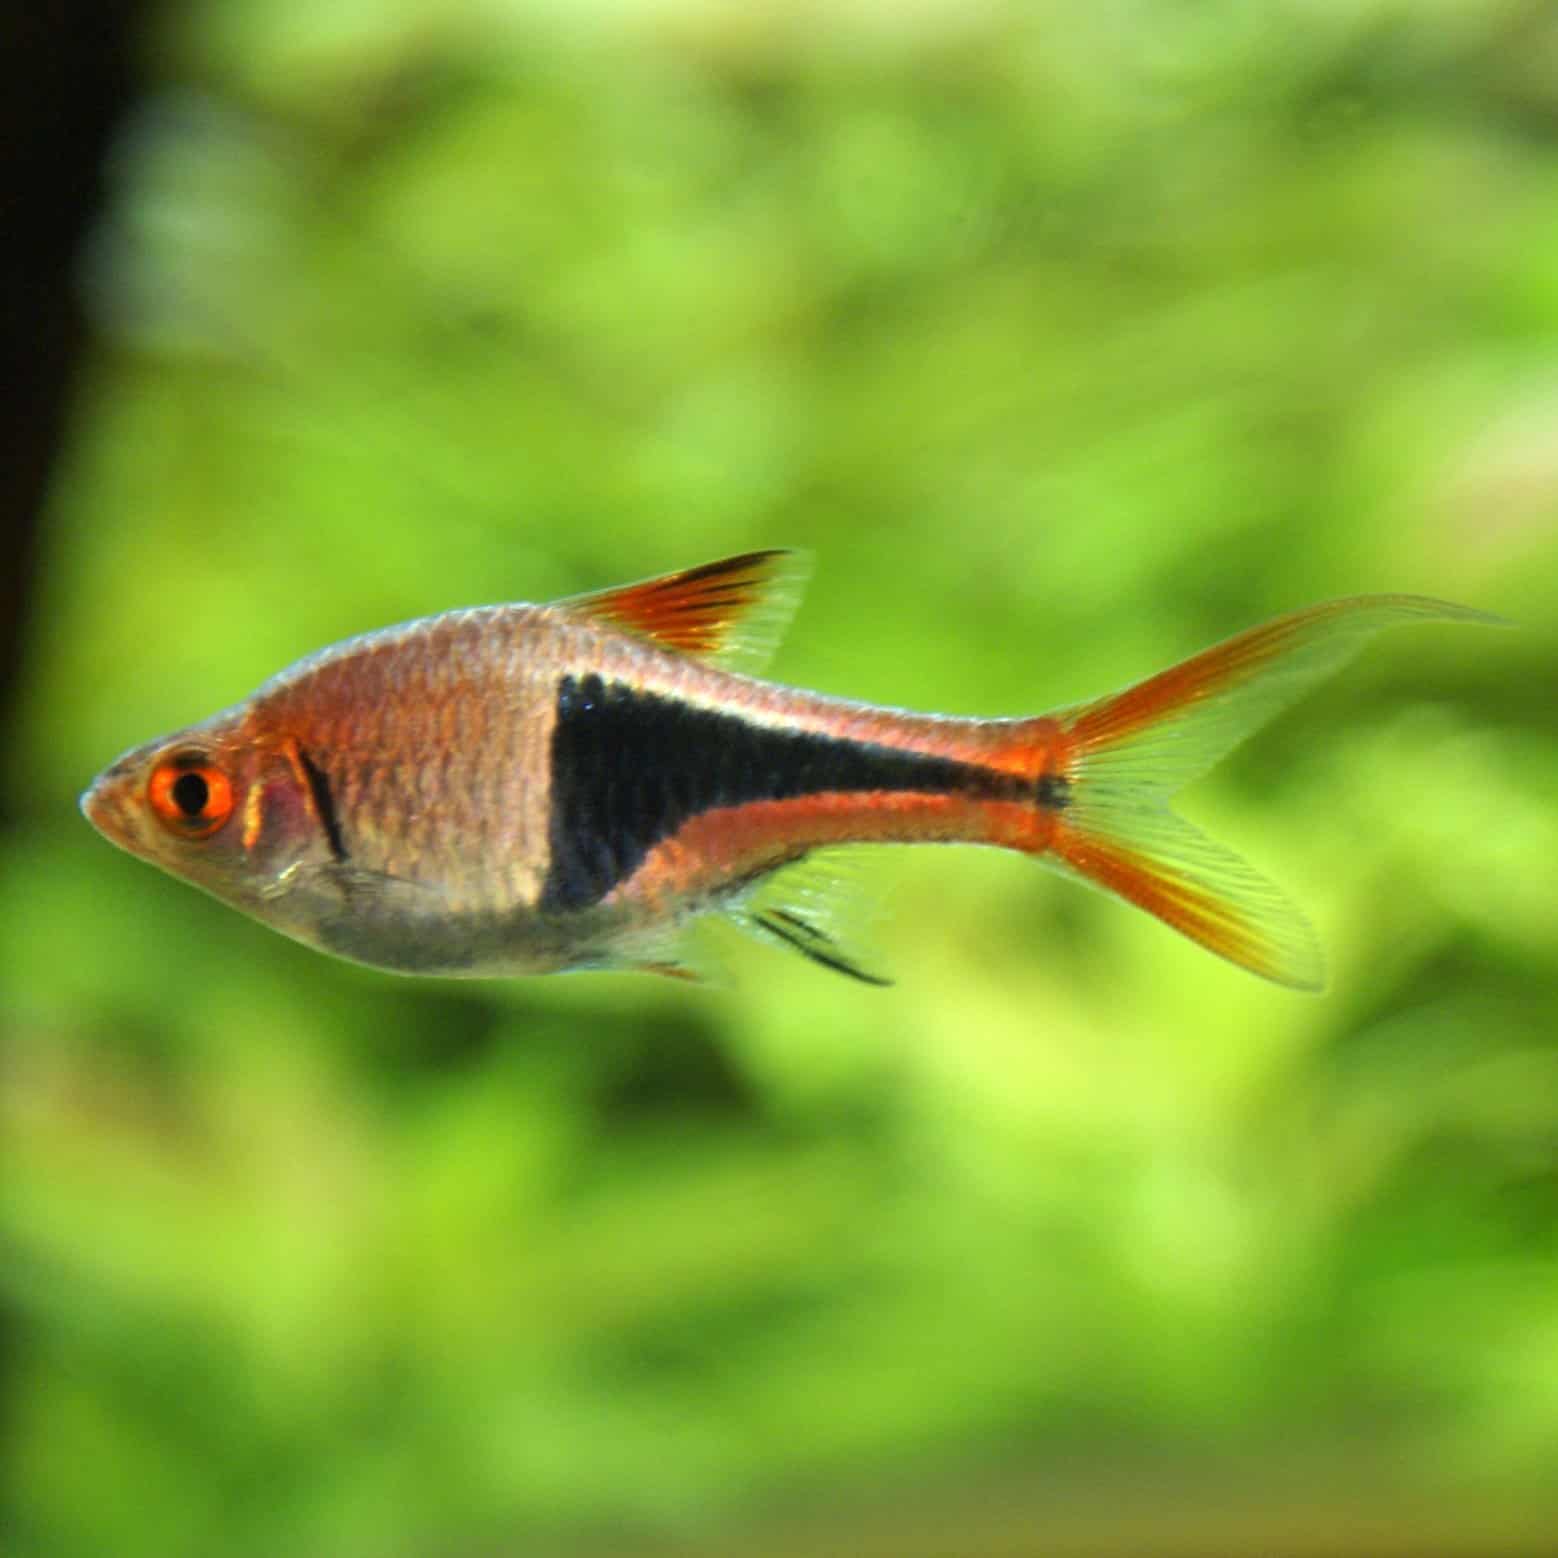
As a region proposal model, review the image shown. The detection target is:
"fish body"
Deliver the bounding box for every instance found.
[81,551,1495,988]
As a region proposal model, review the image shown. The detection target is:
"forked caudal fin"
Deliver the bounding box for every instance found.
[1039,595,1504,990]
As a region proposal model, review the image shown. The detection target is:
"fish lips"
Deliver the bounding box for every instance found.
[79,739,164,853]
[81,768,139,854]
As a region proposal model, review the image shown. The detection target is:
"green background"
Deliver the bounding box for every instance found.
[6,2,1558,1553]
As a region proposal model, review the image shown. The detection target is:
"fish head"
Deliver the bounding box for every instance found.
[80,706,339,920]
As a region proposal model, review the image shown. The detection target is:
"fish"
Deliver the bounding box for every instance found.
[80,550,1499,989]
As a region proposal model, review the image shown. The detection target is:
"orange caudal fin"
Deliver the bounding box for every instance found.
[1041,596,1505,989]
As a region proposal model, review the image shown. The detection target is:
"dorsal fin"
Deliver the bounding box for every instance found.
[560,550,811,674]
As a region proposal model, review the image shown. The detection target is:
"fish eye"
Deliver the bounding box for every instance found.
[148,754,235,839]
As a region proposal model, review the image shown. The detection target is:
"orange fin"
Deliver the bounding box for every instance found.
[1041,595,1505,989]
[562,550,811,673]
[1048,805,1327,990]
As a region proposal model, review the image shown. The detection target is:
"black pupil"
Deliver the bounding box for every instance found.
[171,771,209,817]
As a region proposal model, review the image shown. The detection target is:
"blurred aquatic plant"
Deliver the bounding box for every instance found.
[4,1,1558,1555]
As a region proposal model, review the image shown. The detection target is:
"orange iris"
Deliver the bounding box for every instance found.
[148,758,235,838]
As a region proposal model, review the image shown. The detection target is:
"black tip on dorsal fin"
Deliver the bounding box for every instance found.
[560,550,812,674]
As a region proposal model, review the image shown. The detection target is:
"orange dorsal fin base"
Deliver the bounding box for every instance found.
[562,550,811,674]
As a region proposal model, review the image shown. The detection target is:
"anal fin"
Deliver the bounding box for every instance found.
[729,849,893,986]
[750,908,891,986]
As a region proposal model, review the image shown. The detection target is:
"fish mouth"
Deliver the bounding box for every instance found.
[79,779,114,836]
[80,766,134,845]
